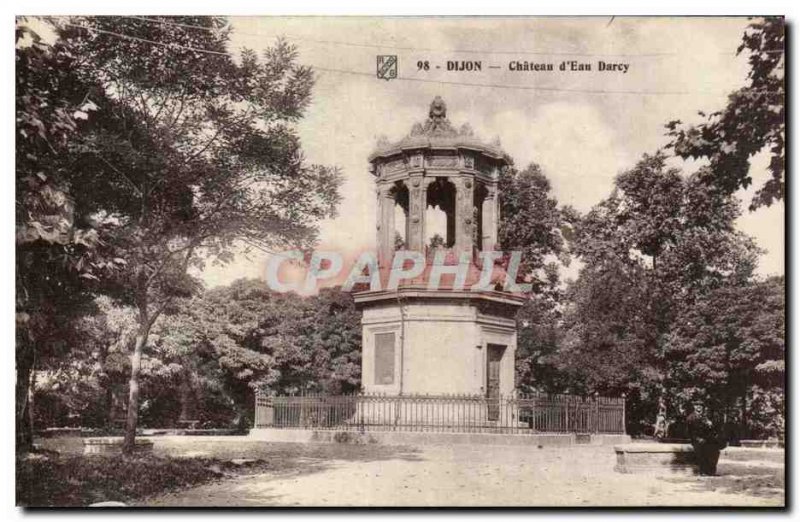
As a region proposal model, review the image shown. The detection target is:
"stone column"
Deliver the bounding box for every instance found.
[406,175,427,253]
[454,176,475,256]
[377,181,395,266]
[375,184,382,256]
[446,210,456,247]
[481,182,499,251]
[404,204,411,248]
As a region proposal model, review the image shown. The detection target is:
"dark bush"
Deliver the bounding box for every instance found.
[16,453,223,506]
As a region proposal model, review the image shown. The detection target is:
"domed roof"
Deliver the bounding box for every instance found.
[369,96,508,162]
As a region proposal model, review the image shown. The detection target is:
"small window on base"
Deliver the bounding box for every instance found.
[374,332,395,385]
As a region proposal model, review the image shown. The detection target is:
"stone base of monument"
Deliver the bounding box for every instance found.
[251,428,631,447]
[614,443,698,475]
[83,437,154,456]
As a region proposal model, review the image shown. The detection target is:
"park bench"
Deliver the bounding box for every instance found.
[177,420,201,430]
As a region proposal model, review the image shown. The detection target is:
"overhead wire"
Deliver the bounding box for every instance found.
[60,21,784,98]
[124,15,786,57]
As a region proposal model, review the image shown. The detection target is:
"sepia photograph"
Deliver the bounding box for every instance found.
[13,12,786,509]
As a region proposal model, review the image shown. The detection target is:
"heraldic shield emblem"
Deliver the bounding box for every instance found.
[376,55,397,80]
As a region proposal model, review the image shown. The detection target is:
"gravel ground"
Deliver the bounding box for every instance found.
[120,438,785,507]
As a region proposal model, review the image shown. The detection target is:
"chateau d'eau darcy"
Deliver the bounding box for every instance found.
[443,60,631,73]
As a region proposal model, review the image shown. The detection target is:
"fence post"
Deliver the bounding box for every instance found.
[358,394,365,434]
[621,393,627,435]
[594,392,599,434]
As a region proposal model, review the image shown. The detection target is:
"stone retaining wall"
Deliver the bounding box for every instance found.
[83,437,154,456]
[249,428,631,447]
[614,443,697,475]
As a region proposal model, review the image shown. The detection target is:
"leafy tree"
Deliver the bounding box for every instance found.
[294,287,362,394]
[557,259,665,434]
[15,19,124,449]
[561,152,761,435]
[20,16,342,452]
[514,293,565,394]
[664,276,785,439]
[68,297,136,427]
[33,296,162,430]
[498,163,566,279]
[141,280,361,426]
[496,163,570,392]
[204,281,361,397]
[667,17,785,209]
[558,259,655,392]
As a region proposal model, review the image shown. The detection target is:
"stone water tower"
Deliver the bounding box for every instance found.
[353,97,525,407]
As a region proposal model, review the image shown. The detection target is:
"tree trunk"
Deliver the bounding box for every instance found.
[123,325,150,454]
[741,388,748,440]
[105,383,115,429]
[740,375,750,441]
[179,370,194,423]
[97,342,113,429]
[653,385,669,440]
[15,346,35,452]
[28,369,36,437]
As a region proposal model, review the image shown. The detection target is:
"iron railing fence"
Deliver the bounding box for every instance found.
[255,392,625,434]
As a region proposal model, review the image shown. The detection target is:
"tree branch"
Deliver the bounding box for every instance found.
[94,152,142,197]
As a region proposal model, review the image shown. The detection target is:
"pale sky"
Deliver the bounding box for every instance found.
[196,16,784,287]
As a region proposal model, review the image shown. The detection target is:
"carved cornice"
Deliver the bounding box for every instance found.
[369,97,508,164]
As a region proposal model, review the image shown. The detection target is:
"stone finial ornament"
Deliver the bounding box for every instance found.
[419,96,458,136]
[429,95,447,120]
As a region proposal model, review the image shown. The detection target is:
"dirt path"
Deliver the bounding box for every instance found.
[141,442,784,507]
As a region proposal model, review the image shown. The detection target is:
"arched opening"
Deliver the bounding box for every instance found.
[391,181,409,250]
[474,183,488,251]
[425,178,456,250]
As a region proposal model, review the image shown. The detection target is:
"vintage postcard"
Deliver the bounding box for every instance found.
[15,15,785,508]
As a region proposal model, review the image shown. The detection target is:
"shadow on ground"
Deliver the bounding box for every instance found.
[658,461,785,502]
[720,449,785,464]
[158,440,425,468]
[203,442,424,484]
[25,438,425,506]
[139,442,428,506]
